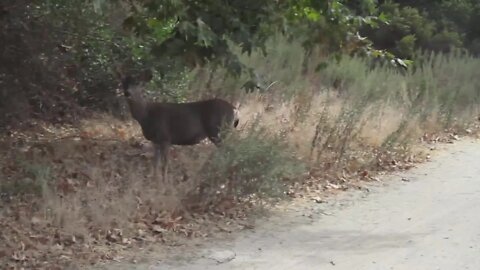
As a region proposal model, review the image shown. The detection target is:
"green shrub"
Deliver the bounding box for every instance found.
[0,161,51,197]
[396,34,417,58]
[197,126,305,201]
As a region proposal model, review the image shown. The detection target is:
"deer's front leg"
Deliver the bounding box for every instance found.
[159,142,170,184]
[153,144,162,182]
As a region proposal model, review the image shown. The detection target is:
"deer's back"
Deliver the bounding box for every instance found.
[141,98,235,145]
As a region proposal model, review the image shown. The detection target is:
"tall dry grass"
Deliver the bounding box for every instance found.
[1,37,480,267]
[188,39,480,171]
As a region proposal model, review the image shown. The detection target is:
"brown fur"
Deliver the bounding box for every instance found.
[122,76,239,182]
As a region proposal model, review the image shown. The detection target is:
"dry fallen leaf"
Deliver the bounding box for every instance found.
[312,197,325,204]
[106,229,123,243]
[359,170,369,178]
[12,251,26,262]
[31,216,42,226]
[151,225,166,234]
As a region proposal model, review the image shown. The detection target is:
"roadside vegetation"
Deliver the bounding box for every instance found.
[1,1,479,268]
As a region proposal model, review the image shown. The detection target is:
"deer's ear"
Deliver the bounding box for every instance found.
[114,63,126,79]
[139,69,153,82]
[121,75,134,94]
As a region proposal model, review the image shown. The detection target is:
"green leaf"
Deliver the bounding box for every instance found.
[378,12,389,24]
[92,0,105,14]
[196,18,216,47]
[315,61,329,71]
[304,7,320,21]
[122,16,136,31]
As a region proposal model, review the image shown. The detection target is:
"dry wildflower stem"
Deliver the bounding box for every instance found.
[1,93,478,269]
[2,51,480,268]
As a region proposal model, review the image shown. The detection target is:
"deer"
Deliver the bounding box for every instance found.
[120,74,239,184]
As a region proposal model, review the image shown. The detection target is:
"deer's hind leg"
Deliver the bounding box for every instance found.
[208,135,222,146]
[206,121,224,147]
[208,113,237,146]
[153,142,170,182]
[153,144,161,181]
[159,142,170,184]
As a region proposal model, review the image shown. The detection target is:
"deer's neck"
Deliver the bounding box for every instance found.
[127,97,148,123]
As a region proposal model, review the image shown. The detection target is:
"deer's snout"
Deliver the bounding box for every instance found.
[123,89,133,98]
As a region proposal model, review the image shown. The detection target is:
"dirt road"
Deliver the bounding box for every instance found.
[109,139,480,270]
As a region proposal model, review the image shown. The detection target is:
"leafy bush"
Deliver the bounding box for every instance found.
[396,34,417,58]
[0,160,51,197]
[197,126,305,201]
[427,31,463,53]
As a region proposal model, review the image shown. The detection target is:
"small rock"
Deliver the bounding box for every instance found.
[151,225,167,234]
[207,250,236,264]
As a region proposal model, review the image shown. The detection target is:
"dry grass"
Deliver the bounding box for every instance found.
[0,116,257,268]
[2,49,480,268]
[0,97,477,269]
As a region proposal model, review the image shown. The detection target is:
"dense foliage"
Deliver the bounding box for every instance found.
[0,0,479,126]
[362,0,480,58]
[1,2,480,268]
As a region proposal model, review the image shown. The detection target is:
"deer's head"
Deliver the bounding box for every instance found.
[116,67,152,99]
[121,75,135,98]
[120,75,148,123]
[120,71,152,101]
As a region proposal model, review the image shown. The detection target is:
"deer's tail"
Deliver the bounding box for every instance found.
[233,107,240,128]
